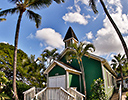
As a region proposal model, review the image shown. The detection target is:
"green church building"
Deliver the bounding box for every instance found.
[44,27,117,99]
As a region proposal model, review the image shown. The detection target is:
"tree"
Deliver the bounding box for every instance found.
[22,55,46,88]
[0,0,64,99]
[41,48,59,65]
[0,43,28,80]
[111,53,128,87]
[0,71,10,100]
[89,0,128,61]
[66,42,95,99]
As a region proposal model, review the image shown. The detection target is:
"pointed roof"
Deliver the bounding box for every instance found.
[63,26,79,41]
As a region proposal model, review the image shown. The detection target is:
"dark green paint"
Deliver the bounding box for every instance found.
[60,55,103,98]
[82,56,103,98]
[69,73,80,92]
[49,65,66,77]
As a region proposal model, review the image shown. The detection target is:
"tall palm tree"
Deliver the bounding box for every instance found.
[66,42,95,99]
[111,53,127,87]
[0,0,64,99]
[89,0,128,61]
[41,48,59,65]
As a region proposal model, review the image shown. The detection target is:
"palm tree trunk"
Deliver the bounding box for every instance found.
[13,11,23,100]
[120,66,124,87]
[100,0,128,61]
[79,60,86,99]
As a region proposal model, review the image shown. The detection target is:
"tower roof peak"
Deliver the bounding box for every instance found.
[63,27,79,41]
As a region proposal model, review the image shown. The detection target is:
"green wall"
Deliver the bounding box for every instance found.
[102,66,115,99]
[82,56,103,98]
[49,65,66,77]
[69,73,80,92]
[60,55,103,98]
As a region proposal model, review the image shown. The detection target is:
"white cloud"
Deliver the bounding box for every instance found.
[85,15,91,19]
[75,5,81,13]
[35,28,64,49]
[40,43,43,47]
[1,41,8,44]
[45,46,54,51]
[80,0,88,5]
[92,0,128,56]
[86,32,93,39]
[62,12,88,25]
[27,33,34,39]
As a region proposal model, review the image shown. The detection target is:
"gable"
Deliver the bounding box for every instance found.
[49,65,66,77]
[44,60,81,75]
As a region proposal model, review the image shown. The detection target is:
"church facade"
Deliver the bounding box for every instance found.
[44,27,117,99]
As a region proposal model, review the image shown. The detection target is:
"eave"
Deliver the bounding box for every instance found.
[44,60,81,75]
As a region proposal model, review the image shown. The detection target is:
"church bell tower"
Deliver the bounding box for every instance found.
[63,27,79,48]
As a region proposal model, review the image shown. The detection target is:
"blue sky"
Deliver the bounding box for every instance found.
[0,0,128,63]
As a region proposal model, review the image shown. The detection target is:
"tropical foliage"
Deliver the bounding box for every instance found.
[0,71,10,100]
[22,55,46,88]
[90,78,107,100]
[0,0,64,99]
[0,43,46,87]
[3,80,31,100]
[111,53,128,86]
[66,42,95,99]
[89,0,128,61]
[41,48,59,65]
[0,43,28,80]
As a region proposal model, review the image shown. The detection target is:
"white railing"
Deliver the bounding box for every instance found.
[68,88,85,100]
[119,82,122,100]
[34,87,75,100]
[23,87,35,100]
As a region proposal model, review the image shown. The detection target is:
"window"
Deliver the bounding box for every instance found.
[106,71,110,87]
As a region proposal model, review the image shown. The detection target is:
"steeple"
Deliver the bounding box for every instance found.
[63,27,79,48]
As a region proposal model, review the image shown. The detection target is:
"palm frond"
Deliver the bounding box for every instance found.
[0,18,6,22]
[26,10,41,28]
[8,0,20,4]
[0,7,19,17]
[121,54,125,61]
[54,0,64,4]
[84,44,95,53]
[89,0,98,14]
[27,0,52,9]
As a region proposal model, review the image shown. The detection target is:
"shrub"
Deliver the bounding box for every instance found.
[3,81,31,100]
[90,78,107,100]
[126,92,128,100]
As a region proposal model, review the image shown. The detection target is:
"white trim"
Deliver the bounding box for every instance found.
[44,60,81,75]
[101,64,106,92]
[69,87,85,97]
[66,71,69,89]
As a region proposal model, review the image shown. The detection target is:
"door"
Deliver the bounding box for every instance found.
[49,75,66,89]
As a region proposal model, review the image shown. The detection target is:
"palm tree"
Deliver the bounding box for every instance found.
[41,48,59,65]
[111,53,127,87]
[66,42,95,99]
[89,0,128,61]
[0,0,64,99]
[22,55,46,88]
